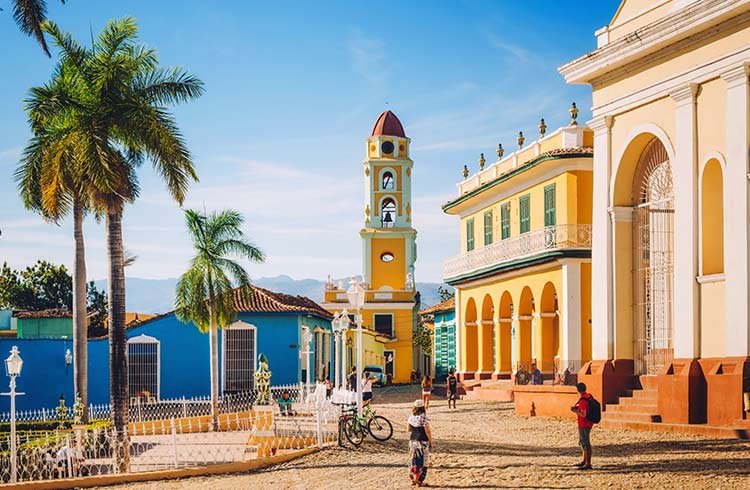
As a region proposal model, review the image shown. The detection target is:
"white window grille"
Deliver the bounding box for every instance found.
[127,334,160,401]
[222,321,257,393]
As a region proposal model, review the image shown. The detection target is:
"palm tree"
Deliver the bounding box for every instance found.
[175,209,265,429]
[34,18,204,469]
[16,58,91,422]
[10,0,66,56]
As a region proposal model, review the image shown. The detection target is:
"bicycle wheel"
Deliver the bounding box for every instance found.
[367,415,393,441]
[344,417,365,446]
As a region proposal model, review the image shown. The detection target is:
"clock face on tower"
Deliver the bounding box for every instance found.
[380,252,394,263]
[381,141,394,155]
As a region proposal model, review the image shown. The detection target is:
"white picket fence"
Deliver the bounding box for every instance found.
[0,383,314,424]
[0,383,346,484]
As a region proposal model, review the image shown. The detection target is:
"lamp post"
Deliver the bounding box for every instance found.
[346,277,366,414]
[2,346,24,484]
[332,311,349,388]
[301,327,313,388]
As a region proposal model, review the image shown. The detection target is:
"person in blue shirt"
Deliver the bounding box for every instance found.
[531,363,543,385]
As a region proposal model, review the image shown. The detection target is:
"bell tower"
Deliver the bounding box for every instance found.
[362,110,417,290]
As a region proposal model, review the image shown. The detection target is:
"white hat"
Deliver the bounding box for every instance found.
[414,399,424,408]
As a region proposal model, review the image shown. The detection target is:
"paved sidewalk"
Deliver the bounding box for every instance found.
[107,385,750,489]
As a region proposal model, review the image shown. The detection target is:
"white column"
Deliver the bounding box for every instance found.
[589,115,614,359]
[670,83,700,359]
[333,333,340,387]
[511,314,519,373]
[531,313,540,362]
[561,259,582,363]
[721,64,750,357]
[454,288,463,373]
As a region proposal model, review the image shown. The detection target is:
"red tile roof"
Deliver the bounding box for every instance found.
[232,286,333,319]
[420,297,455,316]
[13,308,72,319]
[371,110,406,138]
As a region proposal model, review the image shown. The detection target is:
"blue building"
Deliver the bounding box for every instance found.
[420,298,456,381]
[0,286,333,411]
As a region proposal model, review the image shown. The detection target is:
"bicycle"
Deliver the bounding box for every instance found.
[337,404,393,447]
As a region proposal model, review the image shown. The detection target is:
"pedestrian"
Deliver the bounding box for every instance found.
[421,374,433,410]
[531,363,543,385]
[348,366,357,392]
[571,382,595,470]
[324,376,333,398]
[446,367,458,409]
[407,399,432,487]
[362,370,376,407]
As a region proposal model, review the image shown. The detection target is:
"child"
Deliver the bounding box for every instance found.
[421,375,433,410]
[446,368,458,409]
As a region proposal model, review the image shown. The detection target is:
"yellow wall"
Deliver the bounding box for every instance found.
[701,159,724,275]
[460,170,593,253]
[594,23,750,108]
[344,329,385,373]
[370,238,406,290]
[360,307,415,383]
[580,262,593,362]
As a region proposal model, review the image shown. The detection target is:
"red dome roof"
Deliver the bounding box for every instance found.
[371,110,406,138]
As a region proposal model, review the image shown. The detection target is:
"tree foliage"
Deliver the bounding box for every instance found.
[437,286,455,303]
[11,0,66,57]
[0,260,72,310]
[413,317,433,356]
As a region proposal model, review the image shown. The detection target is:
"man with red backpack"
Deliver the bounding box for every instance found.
[571,382,600,470]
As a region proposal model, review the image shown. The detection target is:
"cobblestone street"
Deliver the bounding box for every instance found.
[107,385,750,489]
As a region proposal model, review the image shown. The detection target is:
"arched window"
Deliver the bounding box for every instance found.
[222,321,257,393]
[127,334,160,401]
[381,198,396,228]
[382,171,395,190]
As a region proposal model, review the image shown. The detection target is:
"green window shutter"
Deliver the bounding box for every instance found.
[501,203,511,240]
[519,195,531,234]
[544,184,556,227]
[483,210,493,246]
[466,218,475,251]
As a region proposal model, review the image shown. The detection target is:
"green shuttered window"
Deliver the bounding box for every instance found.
[501,203,510,240]
[519,194,531,234]
[466,218,475,251]
[483,210,493,246]
[544,184,556,227]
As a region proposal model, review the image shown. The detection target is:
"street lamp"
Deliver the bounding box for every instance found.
[332,310,350,389]
[301,327,313,388]
[2,346,25,484]
[346,277,366,414]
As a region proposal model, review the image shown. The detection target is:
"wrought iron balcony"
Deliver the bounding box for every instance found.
[443,224,592,281]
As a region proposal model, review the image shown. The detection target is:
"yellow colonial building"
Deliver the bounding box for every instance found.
[443,119,594,382]
[559,0,750,427]
[323,111,419,384]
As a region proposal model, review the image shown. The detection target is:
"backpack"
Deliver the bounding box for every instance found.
[582,395,601,424]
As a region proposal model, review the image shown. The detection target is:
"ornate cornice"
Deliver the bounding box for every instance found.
[720,62,750,88]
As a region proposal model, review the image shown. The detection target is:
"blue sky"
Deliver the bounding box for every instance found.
[0,0,620,283]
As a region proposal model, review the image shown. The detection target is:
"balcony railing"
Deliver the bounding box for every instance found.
[443,224,592,281]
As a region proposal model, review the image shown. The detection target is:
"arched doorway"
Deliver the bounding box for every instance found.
[463,298,478,376]
[632,138,674,375]
[518,287,534,371]
[497,291,513,375]
[480,295,494,377]
[540,282,559,373]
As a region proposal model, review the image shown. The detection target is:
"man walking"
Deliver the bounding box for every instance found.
[571,382,594,470]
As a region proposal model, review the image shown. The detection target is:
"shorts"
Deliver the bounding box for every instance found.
[363,392,373,401]
[422,391,431,396]
[578,426,592,451]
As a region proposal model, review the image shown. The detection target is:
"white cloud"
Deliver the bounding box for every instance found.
[347,29,387,87]
[483,31,543,65]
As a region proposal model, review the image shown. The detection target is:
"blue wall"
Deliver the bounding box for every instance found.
[0,311,332,412]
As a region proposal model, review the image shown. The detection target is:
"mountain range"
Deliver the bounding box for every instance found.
[95,276,449,314]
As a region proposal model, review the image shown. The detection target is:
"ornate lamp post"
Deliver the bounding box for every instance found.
[301,328,313,388]
[332,310,349,388]
[2,346,24,484]
[346,277,366,414]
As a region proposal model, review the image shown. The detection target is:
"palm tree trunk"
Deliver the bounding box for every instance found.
[106,209,130,472]
[209,304,220,431]
[72,197,88,423]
